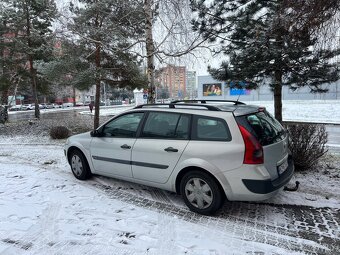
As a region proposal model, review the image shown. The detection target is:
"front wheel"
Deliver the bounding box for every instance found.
[180,170,224,215]
[69,149,91,180]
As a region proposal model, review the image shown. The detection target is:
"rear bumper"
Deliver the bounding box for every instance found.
[242,156,294,194]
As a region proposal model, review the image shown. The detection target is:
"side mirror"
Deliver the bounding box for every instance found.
[90,130,100,137]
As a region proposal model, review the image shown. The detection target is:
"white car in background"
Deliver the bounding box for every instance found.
[22,104,35,110]
[62,103,74,108]
[51,103,62,108]
[9,105,23,111]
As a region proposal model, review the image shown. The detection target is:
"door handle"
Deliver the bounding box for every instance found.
[164,147,178,152]
[121,144,131,149]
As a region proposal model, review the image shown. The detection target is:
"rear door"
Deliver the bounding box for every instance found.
[183,114,244,173]
[131,111,190,183]
[236,110,288,180]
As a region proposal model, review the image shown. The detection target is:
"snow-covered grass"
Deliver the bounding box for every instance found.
[244,100,340,124]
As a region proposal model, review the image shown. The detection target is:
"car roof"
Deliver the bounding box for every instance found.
[134,100,262,116]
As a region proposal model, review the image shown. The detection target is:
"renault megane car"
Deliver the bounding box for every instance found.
[64,100,294,215]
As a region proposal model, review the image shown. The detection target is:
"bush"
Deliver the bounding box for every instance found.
[285,123,328,171]
[50,126,71,139]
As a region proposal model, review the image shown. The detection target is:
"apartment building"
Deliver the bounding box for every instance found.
[156,65,186,99]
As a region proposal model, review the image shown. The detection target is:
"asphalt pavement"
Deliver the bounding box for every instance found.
[327,125,340,153]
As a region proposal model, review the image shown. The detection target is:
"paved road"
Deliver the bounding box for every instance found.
[327,125,340,152]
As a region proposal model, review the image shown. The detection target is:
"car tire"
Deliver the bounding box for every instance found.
[180,170,224,215]
[69,149,91,180]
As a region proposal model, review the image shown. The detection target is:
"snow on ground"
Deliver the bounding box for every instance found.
[266,153,340,209]
[0,134,339,254]
[0,137,306,255]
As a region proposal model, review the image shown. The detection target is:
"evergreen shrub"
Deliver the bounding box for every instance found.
[50,126,70,139]
[285,123,328,171]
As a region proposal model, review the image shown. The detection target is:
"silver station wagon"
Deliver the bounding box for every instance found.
[64,100,294,215]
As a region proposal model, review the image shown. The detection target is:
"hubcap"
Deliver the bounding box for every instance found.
[185,178,213,209]
[71,155,83,177]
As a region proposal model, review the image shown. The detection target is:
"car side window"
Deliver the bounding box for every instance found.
[102,112,144,138]
[141,112,190,139]
[175,115,190,139]
[193,116,231,141]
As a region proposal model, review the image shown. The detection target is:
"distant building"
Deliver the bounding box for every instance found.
[186,71,196,99]
[198,75,340,101]
[52,85,95,105]
[156,65,186,99]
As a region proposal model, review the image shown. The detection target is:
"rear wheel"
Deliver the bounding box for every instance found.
[69,149,91,180]
[180,170,224,215]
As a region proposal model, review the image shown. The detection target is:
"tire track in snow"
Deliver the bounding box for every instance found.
[89,181,337,255]
[0,203,61,254]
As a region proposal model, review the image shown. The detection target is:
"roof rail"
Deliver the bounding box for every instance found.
[170,100,246,105]
[134,103,221,111]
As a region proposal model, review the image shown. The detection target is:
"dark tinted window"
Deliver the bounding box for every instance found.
[193,116,231,141]
[174,115,190,139]
[237,110,285,146]
[102,112,144,138]
[141,112,190,139]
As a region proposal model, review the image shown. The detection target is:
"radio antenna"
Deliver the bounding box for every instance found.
[236,92,241,103]
[236,81,244,104]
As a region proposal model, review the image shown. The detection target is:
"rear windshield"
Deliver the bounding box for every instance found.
[236,110,286,146]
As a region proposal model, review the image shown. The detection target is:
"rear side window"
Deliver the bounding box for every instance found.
[192,116,231,141]
[141,112,190,139]
[236,110,286,146]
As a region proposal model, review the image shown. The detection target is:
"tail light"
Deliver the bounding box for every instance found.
[238,125,264,164]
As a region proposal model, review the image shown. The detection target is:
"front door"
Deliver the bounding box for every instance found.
[90,112,144,178]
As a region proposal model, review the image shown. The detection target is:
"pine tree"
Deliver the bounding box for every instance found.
[0,1,21,107]
[191,0,340,122]
[0,0,57,119]
[67,0,147,129]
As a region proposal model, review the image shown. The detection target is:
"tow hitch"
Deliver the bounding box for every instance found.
[284,181,300,192]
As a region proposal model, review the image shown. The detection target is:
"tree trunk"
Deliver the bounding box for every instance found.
[0,90,9,105]
[94,42,101,129]
[26,4,40,119]
[145,0,155,104]
[274,70,283,122]
[73,86,76,107]
[29,59,40,119]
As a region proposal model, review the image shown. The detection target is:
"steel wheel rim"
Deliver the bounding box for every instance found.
[71,155,83,177]
[185,177,213,209]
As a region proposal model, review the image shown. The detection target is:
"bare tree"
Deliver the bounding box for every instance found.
[143,0,213,103]
[145,0,156,103]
